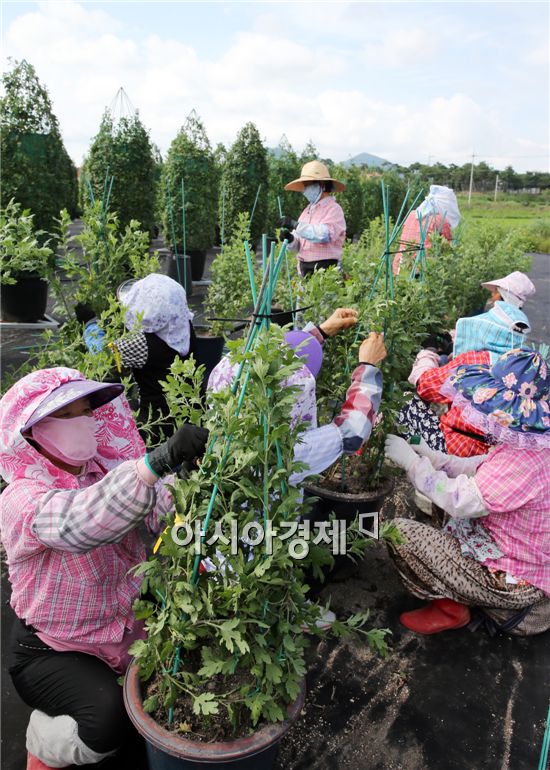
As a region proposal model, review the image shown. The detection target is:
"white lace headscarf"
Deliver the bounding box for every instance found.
[122,274,194,357]
[417,185,461,230]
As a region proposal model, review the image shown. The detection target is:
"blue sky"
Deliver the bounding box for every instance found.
[2,1,548,171]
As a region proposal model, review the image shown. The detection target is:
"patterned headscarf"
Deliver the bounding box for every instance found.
[0,367,145,486]
[441,349,550,450]
[122,274,194,357]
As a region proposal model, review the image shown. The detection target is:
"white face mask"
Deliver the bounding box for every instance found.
[303,183,323,205]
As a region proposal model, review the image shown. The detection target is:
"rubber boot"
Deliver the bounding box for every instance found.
[400,598,471,634]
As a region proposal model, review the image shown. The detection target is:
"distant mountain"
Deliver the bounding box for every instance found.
[267,148,395,170]
[341,152,394,170]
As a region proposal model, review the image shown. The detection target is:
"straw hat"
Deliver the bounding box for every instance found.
[284,160,345,193]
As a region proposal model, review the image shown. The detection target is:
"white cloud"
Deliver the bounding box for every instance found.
[523,46,549,66]
[2,0,547,172]
[363,27,441,69]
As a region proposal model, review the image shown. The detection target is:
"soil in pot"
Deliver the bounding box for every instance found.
[1,274,48,322]
[124,661,305,770]
[304,474,393,524]
[302,475,394,590]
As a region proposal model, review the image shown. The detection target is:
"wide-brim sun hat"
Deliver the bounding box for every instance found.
[284,330,323,378]
[284,160,345,193]
[22,380,124,432]
[440,348,550,449]
[480,271,536,309]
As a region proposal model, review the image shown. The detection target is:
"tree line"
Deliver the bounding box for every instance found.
[2,59,548,254]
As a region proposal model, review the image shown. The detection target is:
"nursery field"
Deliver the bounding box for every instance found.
[2,55,550,770]
[1,246,549,770]
[457,193,550,251]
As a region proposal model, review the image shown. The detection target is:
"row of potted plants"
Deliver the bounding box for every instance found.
[122,199,532,765]
[1,187,533,767]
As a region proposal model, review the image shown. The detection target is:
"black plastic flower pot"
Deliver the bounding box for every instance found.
[0,274,48,322]
[302,476,393,589]
[124,663,306,770]
[159,253,194,297]
[303,475,393,525]
[188,250,207,282]
[195,332,225,385]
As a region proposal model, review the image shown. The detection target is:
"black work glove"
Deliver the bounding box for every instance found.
[279,228,294,244]
[147,424,209,476]
[421,331,453,356]
[278,215,297,229]
[74,302,97,325]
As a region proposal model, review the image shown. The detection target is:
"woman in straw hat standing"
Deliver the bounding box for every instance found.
[384,348,550,637]
[279,160,346,277]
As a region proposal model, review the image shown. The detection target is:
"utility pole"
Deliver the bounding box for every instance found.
[468,152,475,205]
[494,173,499,202]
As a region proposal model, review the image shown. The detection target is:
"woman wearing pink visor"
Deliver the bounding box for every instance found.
[0,367,208,770]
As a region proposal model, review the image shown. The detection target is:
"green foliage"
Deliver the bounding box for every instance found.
[204,213,258,337]
[55,203,159,314]
[221,123,268,244]
[299,210,532,490]
[395,160,550,194]
[265,136,302,234]
[0,199,55,284]
[0,59,78,231]
[132,326,390,735]
[423,224,531,325]
[333,164,365,239]
[160,111,218,253]
[299,140,319,164]
[82,111,157,234]
[528,218,550,254]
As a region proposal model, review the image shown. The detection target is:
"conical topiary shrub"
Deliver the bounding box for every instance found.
[160,110,218,276]
[82,104,157,235]
[221,122,268,245]
[0,59,78,233]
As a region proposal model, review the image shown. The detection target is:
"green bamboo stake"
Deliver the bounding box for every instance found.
[244,241,258,306]
[170,243,290,723]
[104,175,114,215]
[250,184,262,230]
[100,169,110,210]
[97,172,114,269]
[284,251,295,326]
[277,196,283,218]
[188,245,288,583]
[538,704,550,770]
[268,239,275,308]
[262,233,267,274]
[84,175,95,206]
[181,178,187,293]
[220,185,226,254]
[410,210,432,281]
